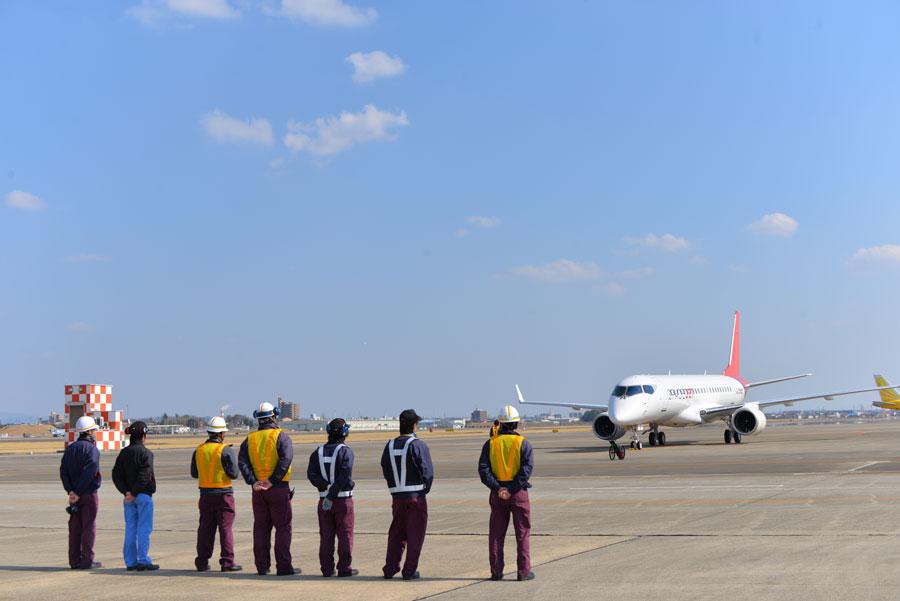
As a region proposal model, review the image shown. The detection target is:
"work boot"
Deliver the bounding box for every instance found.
[222,565,242,572]
[402,571,420,581]
[136,563,159,571]
[276,567,301,576]
[338,569,359,577]
[517,571,535,581]
[490,573,503,581]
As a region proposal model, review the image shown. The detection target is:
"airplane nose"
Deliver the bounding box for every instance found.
[608,398,644,425]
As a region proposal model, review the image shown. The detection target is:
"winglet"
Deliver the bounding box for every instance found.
[515,384,525,404]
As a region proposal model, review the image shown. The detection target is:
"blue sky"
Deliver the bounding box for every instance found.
[2,1,900,421]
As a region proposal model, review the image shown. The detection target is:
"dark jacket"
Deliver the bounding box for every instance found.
[381,434,434,498]
[238,423,293,488]
[191,438,240,496]
[307,442,355,500]
[478,428,534,494]
[60,436,101,495]
[112,440,156,497]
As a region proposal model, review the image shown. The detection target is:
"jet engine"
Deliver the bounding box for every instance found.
[731,405,767,436]
[593,413,626,440]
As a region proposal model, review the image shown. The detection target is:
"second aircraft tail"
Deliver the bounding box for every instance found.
[873,374,900,410]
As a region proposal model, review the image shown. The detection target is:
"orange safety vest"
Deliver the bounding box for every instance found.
[490,433,524,481]
[247,428,291,483]
[196,442,231,489]
[490,425,499,438]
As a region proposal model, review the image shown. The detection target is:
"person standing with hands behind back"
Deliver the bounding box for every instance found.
[112,421,158,571]
[478,406,534,582]
[307,418,357,577]
[238,402,299,577]
[60,416,102,570]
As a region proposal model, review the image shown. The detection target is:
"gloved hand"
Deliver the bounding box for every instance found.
[322,498,333,511]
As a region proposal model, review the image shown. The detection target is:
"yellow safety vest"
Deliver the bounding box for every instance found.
[490,434,524,481]
[248,429,291,483]
[196,442,231,489]
[490,425,499,438]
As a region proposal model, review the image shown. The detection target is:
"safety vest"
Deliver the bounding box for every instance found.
[490,424,499,438]
[196,441,231,489]
[386,436,425,494]
[317,443,352,498]
[490,434,525,481]
[248,428,291,483]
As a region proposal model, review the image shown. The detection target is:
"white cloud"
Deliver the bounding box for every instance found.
[269,0,376,27]
[5,190,45,211]
[689,255,707,265]
[510,259,605,283]
[455,228,469,238]
[600,282,627,297]
[346,51,407,83]
[853,244,900,264]
[65,254,109,262]
[728,264,748,273]
[624,233,690,253]
[68,322,93,333]
[617,267,655,279]
[747,213,798,237]
[284,104,409,155]
[466,216,500,229]
[268,157,286,169]
[129,0,240,24]
[202,109,274,145]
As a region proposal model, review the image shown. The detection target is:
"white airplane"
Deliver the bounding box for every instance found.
[516,311,900,459]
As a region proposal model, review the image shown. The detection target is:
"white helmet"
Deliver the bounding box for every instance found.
[207,416,227,433]
[75,416,99,433]
[253,402,279,420]
[498,405,520,423]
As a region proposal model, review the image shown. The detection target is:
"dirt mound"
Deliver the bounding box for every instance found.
[0,424,56,438]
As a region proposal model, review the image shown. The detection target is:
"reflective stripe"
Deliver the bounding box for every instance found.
[248,429,292,483]
[317,443,352,498]
[386,436,425,493]
[490,434,524,481]
[196,442,230,489]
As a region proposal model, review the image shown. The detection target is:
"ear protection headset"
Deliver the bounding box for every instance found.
[125,423,148,436]
[252,406,280,419]
[326,420,350,437]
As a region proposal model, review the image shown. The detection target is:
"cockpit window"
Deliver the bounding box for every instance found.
[642,385,655,394]
[625,385,643,397]
[612,385,626,397]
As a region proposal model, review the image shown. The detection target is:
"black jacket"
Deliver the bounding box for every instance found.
[112,441,156,497]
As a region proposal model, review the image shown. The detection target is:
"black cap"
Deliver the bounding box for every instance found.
[399,409,422,426]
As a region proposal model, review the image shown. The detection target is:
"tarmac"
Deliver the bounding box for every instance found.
[3,421,900,600]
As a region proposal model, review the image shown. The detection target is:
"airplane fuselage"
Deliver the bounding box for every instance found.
[608,374,746,427]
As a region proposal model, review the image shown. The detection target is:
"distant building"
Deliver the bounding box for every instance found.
[471,408,488,422]
[345,418,400,431]
[278,398,300,420]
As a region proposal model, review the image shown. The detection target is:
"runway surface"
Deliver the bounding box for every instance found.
[3,421,900,600]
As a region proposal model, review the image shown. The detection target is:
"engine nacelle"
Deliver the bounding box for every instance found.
[732,406,767,436]
[593,413,626,441]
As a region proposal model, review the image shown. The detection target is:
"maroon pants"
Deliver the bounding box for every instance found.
[195,494,236,570]
[252,487,293,573]
[317,497,354,575]
[383,496,428,578]
[68,492,98,568]
[489,490,531,576]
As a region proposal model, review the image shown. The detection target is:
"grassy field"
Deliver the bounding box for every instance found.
[0,424,590,455]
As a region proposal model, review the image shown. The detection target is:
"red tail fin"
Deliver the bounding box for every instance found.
[723,311,744,383]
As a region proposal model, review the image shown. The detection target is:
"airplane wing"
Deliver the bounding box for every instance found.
[745,373,812,388]
[515,384,608,412]
[699,384,900,419]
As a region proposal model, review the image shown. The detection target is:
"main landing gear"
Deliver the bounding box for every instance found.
[724,429,742,444]
[648,426,666,447]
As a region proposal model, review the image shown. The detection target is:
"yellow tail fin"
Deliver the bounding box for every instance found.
[874,374,900,409]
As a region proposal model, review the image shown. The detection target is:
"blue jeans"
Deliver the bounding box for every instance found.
[123,493,154,567]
